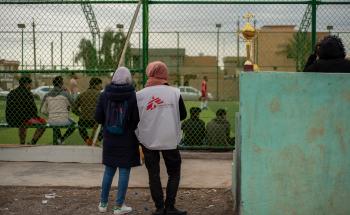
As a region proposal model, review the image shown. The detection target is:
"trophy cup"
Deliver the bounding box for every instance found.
[241,12,257,72]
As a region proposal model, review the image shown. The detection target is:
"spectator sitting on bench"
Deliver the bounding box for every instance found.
[206,109,231,146]
[41,76,75,144]
[5,76,46,145]
[181,107,206,146]
[73,77,103,146]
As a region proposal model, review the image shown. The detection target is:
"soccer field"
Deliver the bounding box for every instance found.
[0,99,239,145]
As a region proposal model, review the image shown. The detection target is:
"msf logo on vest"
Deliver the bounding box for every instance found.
[146,96,164,111]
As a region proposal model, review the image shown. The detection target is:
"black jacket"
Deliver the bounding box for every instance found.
[95,83,140,168]
[6,86,38,126]
[304,36,350,73]
[304,58,350,73]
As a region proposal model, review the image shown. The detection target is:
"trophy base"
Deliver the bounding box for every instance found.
[244,60,254,72]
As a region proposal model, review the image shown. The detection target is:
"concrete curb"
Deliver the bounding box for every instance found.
[0,145,233,163]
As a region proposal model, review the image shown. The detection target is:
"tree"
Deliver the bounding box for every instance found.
[75,28,132,72]
[74,38,98,71]
[277,32,312,71]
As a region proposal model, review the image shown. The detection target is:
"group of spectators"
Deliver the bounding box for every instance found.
[5,75,103,145]
[3,35,350,215]
[181,107,234,146]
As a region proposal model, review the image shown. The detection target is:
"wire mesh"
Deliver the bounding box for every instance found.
[0,0,349,149]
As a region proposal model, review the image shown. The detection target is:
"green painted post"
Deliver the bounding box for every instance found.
[142,0,149,87]
[311,0,317,51]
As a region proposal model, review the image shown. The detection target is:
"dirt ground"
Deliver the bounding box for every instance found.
[0,186,234,215]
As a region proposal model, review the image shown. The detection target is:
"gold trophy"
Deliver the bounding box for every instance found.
[241,12,257,72]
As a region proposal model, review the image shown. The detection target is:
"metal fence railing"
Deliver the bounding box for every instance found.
[0,0,349,149]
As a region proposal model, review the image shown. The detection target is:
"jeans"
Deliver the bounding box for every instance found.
[100,165,131,206]
[142,147,182,209]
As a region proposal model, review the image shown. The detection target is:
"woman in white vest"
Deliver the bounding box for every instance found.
[136,61,187,215]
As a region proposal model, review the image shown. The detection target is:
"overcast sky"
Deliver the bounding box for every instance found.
[0,3,349,69]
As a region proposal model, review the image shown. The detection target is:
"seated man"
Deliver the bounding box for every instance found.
[73,77,103,145]
[6,76,46,145]
[41,76,75,144]
[181,107,205,146]
[206,109,231,146]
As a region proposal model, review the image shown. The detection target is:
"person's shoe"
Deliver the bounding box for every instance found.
[98,202,108,213]
[56,138,64,145]
[152,208,165,215]
[165,207,187,215]
[113,204,132,215]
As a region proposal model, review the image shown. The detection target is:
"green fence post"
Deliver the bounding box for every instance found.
[311,0,317,50]
[142,0,149,87]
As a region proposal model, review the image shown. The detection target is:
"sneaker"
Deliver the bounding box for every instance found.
[98,202,108,213]
[113,204,132,215]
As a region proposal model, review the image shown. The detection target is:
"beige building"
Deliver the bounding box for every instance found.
[254,25,329,72]
[0,59,20,90]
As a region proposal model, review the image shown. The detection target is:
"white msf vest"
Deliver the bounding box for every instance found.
[136,85,181,150]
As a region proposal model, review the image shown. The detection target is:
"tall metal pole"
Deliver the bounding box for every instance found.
[17,24,26,70]
[21,28,24,70]
[32,18,36,71]
[311,0,317,51]
[216,23,221,101]
[237,17,240,68]
[142,0,149,87]
[60,32,63,69]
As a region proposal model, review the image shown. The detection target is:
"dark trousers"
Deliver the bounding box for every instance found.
[78,119,103,141]
[142,146,182,209]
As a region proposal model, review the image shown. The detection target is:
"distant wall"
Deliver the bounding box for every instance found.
[236,72,350,215]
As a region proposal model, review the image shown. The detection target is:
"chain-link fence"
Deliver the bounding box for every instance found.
[0,0,349,149]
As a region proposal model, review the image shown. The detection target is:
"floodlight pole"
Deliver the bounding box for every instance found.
[17,23,26,70]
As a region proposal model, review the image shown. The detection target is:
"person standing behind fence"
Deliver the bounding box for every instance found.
[206,109,231,146]
[41,76,75,144]
[69,73,79,99]
[6,76,46,145]
[304,35,350,73]
[136,61,187,215]
[200,76,208,110]
[94,67,140,215]
[181,107,206,146]
[73,77,103,146]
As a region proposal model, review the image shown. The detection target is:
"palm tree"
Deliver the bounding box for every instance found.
[277,33,312,71]
[75,28,132,72]
[100,29,114,69]
[74,38,98,71]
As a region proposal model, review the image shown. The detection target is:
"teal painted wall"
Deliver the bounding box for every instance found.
[238,72,350,215]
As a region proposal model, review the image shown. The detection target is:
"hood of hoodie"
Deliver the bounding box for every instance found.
[318,37,346,60]
[104,83,135,102]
